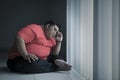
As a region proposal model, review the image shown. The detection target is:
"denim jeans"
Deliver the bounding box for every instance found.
[7,55,63,74]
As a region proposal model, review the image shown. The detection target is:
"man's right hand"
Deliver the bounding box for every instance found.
[16,36,39,63]
[23,54,38,63]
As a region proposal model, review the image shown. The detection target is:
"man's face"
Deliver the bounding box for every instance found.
[46,25,59,39]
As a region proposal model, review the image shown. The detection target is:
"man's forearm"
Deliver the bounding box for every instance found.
[16,36,28,57]
[52,42,62,55]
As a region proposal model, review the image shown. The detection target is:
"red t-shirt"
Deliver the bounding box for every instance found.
[8,24,56,60]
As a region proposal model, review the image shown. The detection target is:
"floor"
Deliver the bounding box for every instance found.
[0,52,84,80]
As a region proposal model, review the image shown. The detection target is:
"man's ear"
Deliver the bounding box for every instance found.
[46,24,50,29]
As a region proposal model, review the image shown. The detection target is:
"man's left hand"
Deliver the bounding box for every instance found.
[55,31,63,42]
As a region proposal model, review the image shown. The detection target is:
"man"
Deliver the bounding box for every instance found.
[7,20,72,73]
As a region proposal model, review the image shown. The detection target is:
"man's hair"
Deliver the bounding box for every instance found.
[44,19,61,28]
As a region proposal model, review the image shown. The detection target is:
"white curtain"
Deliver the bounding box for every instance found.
[112,0,120,79]
[67,0,120,80]
[67,0,93,80]
[98,0,113,79]
[94,0,120,80]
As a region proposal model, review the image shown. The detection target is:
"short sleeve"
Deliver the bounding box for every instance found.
[17,26,35,43]
[51,38,56,48]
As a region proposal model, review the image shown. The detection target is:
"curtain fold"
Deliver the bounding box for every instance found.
[94,0,120,80]
[67,0,120,80]
[67,0,93,80]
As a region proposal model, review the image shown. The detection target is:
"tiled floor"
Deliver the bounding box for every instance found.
[0,52,83,80]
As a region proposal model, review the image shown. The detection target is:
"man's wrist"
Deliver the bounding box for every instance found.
[56,41,62,45]
[56,40,62,43]
[57,41,62,42]
[21,52,28,57]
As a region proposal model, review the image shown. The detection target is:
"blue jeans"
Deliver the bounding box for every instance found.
[7,55,63,74]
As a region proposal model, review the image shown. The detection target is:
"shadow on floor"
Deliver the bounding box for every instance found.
[0,66,10,74]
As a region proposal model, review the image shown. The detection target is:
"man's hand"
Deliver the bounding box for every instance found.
[23,53,38,63]
[52,31,63,55]
[55,31,63,42]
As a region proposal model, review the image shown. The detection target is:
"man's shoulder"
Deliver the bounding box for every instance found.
[26,24,41,28]
[24,24,42,30]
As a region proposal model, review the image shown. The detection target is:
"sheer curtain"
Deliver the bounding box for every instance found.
[67,0,93,80]
[93,0,120,80]
[67,0,120,80]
